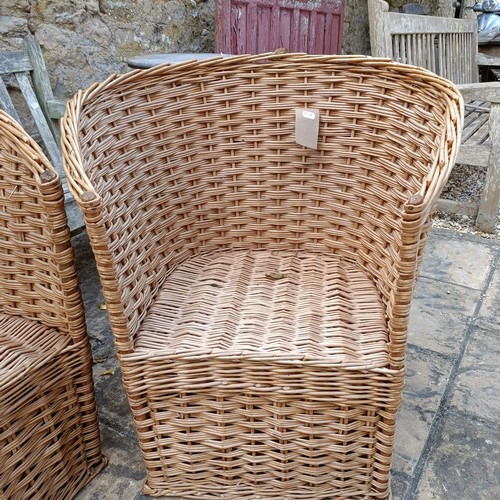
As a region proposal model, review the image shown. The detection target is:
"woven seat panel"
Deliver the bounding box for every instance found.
[0,312,102,499]
[122,355,401,499]
[0,313,67,389]
[137,250,388,368]
[133,251,394,497]
[126,286,399,500]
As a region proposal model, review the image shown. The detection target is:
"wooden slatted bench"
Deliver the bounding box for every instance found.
[0,34,65,175]
[452,84,500,231]
[368,0,500,233]
[0,34,83,232]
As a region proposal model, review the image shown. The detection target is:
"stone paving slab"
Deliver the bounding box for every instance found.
[72,228,499,500]
[477,264,500,330]
[393,401,435,478]
[409,277,478,357]
[83,424,145,499]
[419,232,496,289]
[391,347,455,496]
[450,326,500,422]
[415,411,500,500]
[403,347,454,414]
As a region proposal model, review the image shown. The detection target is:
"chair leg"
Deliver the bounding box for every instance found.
[476,103,500,233]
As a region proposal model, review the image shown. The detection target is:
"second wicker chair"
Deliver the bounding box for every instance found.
[62,54,463,498]
[0,110,106,499]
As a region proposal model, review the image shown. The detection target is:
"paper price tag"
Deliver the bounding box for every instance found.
[295,108,320,149]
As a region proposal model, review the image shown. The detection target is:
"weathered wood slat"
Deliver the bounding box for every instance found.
[462,112,489,143]
[0,51,33,74]
[0,78,21,122]
[1,37,72,202]
[369,0,392,59]
[386,11,476,35]
[23,34,61,142]
[456,145,490,167]
[463,101,488,127]
[464,103,490,113]
[477,103,500,232]
[470,122,490,146]
[15,72,64,176]
[436,198,479,218]
[476,52,500,67]
[47,99,66,119]
[457,82,500,103]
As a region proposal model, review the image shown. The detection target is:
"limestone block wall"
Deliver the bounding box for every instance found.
[1,0,216,97]
[390,0,454,16]
[0,0,458,98]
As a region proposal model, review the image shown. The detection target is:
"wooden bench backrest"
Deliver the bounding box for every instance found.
[368,0,478,84]
[0,35,65,177]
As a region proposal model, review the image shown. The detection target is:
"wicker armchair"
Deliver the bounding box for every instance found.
[62,54,462,499]
[0,110,106,498]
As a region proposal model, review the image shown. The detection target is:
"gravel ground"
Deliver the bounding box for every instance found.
[433,163,500,239]
[441,164,487,204]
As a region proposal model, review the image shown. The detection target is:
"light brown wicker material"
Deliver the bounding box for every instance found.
[0,110,106,499]
[61,54,463,499]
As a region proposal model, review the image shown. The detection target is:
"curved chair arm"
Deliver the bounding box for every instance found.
[388,152,462,369]
[62,83,148,355]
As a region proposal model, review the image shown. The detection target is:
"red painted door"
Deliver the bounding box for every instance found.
[215,0,345,55]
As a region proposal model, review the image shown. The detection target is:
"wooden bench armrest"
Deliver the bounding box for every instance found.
[476,52,500,67]
[456,82,500,103]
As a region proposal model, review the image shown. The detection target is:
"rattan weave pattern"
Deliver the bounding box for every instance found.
[138,250,389,368]
[0,110,106,499]
[62,54,463,498]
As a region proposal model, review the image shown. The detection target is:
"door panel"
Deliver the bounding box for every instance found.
[216,0,345,55]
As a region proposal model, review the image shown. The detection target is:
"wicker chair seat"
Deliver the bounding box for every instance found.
[137,250,388,369]
[0,314,98,499]
[126,252,395,499]
[0,313,68,389]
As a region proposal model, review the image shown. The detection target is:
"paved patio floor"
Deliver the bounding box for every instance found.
[73,227,500,500]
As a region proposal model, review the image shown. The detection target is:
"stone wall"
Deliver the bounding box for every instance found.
[389,0,454,16]
[1,0,216,97]
[0,0,458,98]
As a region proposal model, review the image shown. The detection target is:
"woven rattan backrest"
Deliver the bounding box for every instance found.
[0,110,85,340]
[63,54,463,357]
